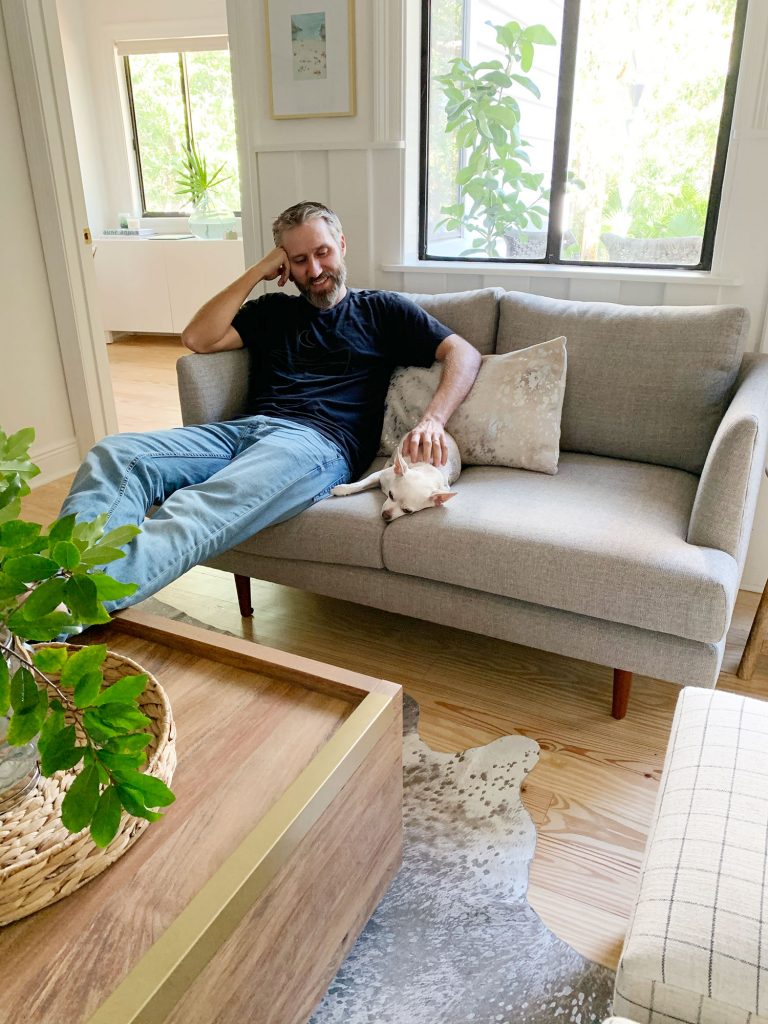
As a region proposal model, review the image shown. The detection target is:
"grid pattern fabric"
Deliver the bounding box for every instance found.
[613,687,768,1024]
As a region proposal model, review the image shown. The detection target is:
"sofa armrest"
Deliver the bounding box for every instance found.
[176,349,251,426]
[687,352,768,562]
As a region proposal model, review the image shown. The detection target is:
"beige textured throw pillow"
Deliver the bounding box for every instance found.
[380,336,567,474]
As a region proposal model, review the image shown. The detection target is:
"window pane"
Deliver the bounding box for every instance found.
[185,51,242,214]
[563,0,738,265]
[425,1,563,260]
[128,53,187,213]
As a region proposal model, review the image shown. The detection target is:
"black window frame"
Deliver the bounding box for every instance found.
[418,0,749,271]
[123,48,241,219]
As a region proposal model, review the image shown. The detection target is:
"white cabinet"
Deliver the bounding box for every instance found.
[93,237,245,335]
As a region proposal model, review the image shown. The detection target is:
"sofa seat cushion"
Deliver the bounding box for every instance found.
[497,290,747,474]
[230,459,389,569]
[381,453,738,643]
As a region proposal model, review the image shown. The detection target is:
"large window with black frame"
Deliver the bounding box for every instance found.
[420,0,747,269]
[122,39,241,217]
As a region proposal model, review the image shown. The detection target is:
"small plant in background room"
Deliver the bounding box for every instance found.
[436,19,584,258]
[174,138,237,240]
[0,427,174,847]
[174,138,231,209]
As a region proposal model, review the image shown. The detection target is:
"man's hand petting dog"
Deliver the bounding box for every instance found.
[403,417,448,467]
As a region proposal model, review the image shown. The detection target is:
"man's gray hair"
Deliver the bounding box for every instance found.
[272,201,343,247]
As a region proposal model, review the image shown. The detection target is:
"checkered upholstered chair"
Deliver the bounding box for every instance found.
[613,687,768,1023]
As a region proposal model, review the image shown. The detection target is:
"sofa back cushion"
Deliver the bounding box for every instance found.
[402,287,503,355]
[497,290,748,473]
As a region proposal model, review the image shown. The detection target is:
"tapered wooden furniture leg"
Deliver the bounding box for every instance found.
[738,577,768,680]
[612,669,632,720]
[234,574,253,617]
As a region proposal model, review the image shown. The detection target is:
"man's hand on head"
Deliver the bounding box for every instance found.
[403,417,448,467]
[258,247,291,288]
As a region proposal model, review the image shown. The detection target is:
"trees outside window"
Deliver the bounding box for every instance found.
[124,47,241,216]
[421,0,746,268]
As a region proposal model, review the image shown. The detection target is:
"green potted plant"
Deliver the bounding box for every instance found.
[0,426,175,849]
[175,139,236,240]
[435,19,583,258]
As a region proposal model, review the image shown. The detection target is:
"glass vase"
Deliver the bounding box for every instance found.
[187,194,236,241]
[0,629,40,812]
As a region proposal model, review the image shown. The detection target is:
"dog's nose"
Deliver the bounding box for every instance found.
[382,509,393,521]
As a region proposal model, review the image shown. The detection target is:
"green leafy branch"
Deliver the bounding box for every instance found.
[435,20,558,256]
[0,426,175,847]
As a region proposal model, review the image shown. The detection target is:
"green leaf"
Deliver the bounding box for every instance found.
[112,768,175,808]
[520,39,534,73]
[93,703,151,733]
[4,554,59,583]
[72,513,109,547]
[77,546,126,567]
[522,24,556,45]
[0,495,22,525]
[0,571,26,600]
[60,644,107,688]
[0,520,41,549]
[90,785,123,848]
[39,725,85,776]
[47,514,76,545]
[93,673,147,706]
[4,427,35,459]
[103,733,151,754]
[0,657,9,717]
[9,610,75,643]
[115,784,162,822]
[51,541,81,571]
[98,524,141,550]
[91,573,138,602]
[19,576,67,619]
[64,575,100,620]
[510,74,541,99]
[61,764,101,833]
[32,646,69,674]
[6,685,47,744]
[74,669,103,709]
[98,749,146,773]
[10,666,39,713]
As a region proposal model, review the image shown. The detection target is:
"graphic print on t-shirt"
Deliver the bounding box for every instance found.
[271,327,352,379]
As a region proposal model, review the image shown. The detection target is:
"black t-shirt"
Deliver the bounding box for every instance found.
[231,289,452,476]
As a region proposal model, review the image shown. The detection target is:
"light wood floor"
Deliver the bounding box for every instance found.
[23,335,768,971]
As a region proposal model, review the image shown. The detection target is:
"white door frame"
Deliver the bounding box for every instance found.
[2,0,117,456]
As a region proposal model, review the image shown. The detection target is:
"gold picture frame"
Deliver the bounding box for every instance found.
[264,0,356,119]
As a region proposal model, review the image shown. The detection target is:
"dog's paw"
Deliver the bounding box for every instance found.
[331,484,354,496]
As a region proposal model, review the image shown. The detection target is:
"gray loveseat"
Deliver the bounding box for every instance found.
[177,288,768,717]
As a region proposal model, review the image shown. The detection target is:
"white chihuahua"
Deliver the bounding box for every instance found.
[332,434,461,522]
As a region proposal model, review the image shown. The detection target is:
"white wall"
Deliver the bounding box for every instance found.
[0,7,78,482]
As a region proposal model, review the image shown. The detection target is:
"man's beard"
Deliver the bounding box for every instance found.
[297,261,347,309]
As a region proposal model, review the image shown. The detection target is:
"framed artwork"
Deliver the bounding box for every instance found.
[265,0,356,119]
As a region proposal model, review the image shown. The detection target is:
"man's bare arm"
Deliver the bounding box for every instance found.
[180,247,290,353]
[403,334,481,466]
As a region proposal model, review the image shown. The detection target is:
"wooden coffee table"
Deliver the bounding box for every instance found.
[0,610,403,1024]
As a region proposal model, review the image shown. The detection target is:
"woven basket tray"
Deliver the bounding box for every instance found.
[0,646,176,926]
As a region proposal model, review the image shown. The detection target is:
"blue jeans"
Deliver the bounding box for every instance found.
[60,416,351,610]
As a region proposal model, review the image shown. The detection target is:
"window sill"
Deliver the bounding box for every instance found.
[382,259,741,287]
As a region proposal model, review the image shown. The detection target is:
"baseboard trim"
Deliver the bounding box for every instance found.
[29,439,80,488]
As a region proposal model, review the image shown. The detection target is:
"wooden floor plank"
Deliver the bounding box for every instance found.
[18,334,768,973]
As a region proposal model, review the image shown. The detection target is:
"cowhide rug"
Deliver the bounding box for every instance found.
[136,598,615,1024]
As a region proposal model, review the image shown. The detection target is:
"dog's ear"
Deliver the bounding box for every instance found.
[394,450,408,476]
[431,490,457,506]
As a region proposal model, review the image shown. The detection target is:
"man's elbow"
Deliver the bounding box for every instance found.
[181,326,207,353]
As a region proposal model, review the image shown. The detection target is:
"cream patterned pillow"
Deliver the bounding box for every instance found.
[380,336,567,474]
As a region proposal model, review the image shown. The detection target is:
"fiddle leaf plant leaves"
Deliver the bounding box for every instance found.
[435,18,559,256]
[0,423,175,847]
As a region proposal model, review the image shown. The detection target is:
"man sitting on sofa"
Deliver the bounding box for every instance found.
[59,200,481,610]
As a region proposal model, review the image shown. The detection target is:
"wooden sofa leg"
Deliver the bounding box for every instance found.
[738,577,768,680]
[612,669,632,720]
[234,574,253,617]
